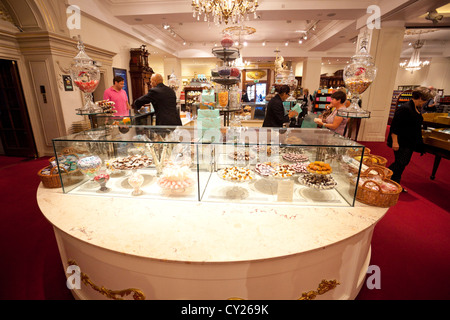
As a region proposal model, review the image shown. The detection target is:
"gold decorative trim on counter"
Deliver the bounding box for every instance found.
[227,279,340,300]
[298,279,340,300]
[68,260,146,300]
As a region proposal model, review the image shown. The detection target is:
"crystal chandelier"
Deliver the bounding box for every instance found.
[399,39,430,73]
[191,0,259,25]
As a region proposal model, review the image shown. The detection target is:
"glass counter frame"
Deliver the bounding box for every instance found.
[52,125,366,207]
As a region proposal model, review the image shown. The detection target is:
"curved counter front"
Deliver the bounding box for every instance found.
[37,184,388,300]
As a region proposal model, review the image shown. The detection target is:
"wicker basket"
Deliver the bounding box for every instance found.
[38,165,83,188]
[356,167,401,207]
[360,164,393,180]
[355,154,388,167]
[347,147,371,158]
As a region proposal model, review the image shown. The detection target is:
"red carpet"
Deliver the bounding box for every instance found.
[0,147,449,300]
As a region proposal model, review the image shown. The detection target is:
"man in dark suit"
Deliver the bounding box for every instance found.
[133,74,182,126]
[262,85,298,127]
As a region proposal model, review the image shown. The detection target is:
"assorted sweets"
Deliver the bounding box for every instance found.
[157,165,195,191]
[358,176,400,193]
[282,152,309,163]
[219,166,254,182]
[77,156,102,177]
[307,161,333,175]
[111,155,152,171]
[94,170,110,192]
[228,149,255,161]
[299,173,337,190]
[254,162,295,178]
[344,78,372,95]
[96,100,117,114]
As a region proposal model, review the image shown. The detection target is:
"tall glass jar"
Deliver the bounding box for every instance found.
[71,40,101,113]
[339,35,377,118]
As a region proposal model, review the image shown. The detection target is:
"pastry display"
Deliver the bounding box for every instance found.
[282,152,309,162]
[111,155,152,171]
[157,166,195,191]
[289,162,309,174]
[228,149,255,161]
[255,162,295,178]
[77,156,102,177]
[307,161,333,175]
[219,167,254,182]
[299,173,337,190]
[252,145,279,156]
[96,100,117,114]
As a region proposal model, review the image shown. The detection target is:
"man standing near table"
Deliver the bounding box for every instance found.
[133,74,182,126]
[103,76,131,116]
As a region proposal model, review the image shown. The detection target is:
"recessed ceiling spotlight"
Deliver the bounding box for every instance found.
[243,41,248,46]
[262,41,266,46]
[285,41,289,46]
[163,24,170,30]
[299,40,303,44]
[183,41,186,46]
[304,35,308,40]
[235,41,239,46]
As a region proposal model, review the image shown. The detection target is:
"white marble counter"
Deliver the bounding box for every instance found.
[37,184,388,263]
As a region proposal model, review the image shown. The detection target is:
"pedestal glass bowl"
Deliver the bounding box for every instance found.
[71,41,101,113]
[340,37,377,118]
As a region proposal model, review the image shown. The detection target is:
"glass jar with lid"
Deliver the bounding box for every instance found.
[339,34,377,118]
[70,40,101,113]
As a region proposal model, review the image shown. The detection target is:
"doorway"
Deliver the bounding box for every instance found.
[0,59,37,157]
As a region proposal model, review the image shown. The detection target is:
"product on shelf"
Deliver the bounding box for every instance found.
[219,166,254,182]
[252,145,279,156]
[307,161,333,175]
[77,156,102,176]
[289,162,309,174]
[299,173,337,190]
[358,176,399,193]
[96,100,117,114]
[221,32,233,48]
[157,165,195,191]
[344,78,372,95]
[282,152,309,162]
[255,162,296,178]
[111,155,152,171]
[228,149,255,161]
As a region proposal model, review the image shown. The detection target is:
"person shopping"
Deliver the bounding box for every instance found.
[262,85,298,127]
[387,86,433,192]
[313,91,348,136]
[103,76,131,116]
[133,74,182,126]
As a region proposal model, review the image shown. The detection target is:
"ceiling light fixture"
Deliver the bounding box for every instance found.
[161,24,187,46]
[262,41,266,46]
[399,33,430,73]
[191,0,259,25]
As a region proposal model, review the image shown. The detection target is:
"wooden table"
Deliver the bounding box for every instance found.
[424,142,450,180]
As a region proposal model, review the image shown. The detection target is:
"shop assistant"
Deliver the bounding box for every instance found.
[262,85,298,127]
[133,74,182,126]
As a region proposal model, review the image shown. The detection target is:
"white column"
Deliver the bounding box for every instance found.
[357,24,405,142]
[302,57,322,94]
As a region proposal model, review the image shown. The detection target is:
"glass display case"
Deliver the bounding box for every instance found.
[52,126,367,207]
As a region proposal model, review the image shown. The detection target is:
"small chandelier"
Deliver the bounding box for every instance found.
[191,0,259,25]
[400,39,430,73]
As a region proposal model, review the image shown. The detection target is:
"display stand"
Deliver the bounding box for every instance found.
[211,47,242,127]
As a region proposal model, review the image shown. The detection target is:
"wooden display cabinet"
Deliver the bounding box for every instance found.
[129,45,154,104]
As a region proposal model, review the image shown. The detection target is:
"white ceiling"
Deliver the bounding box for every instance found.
[70,0,450,64]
